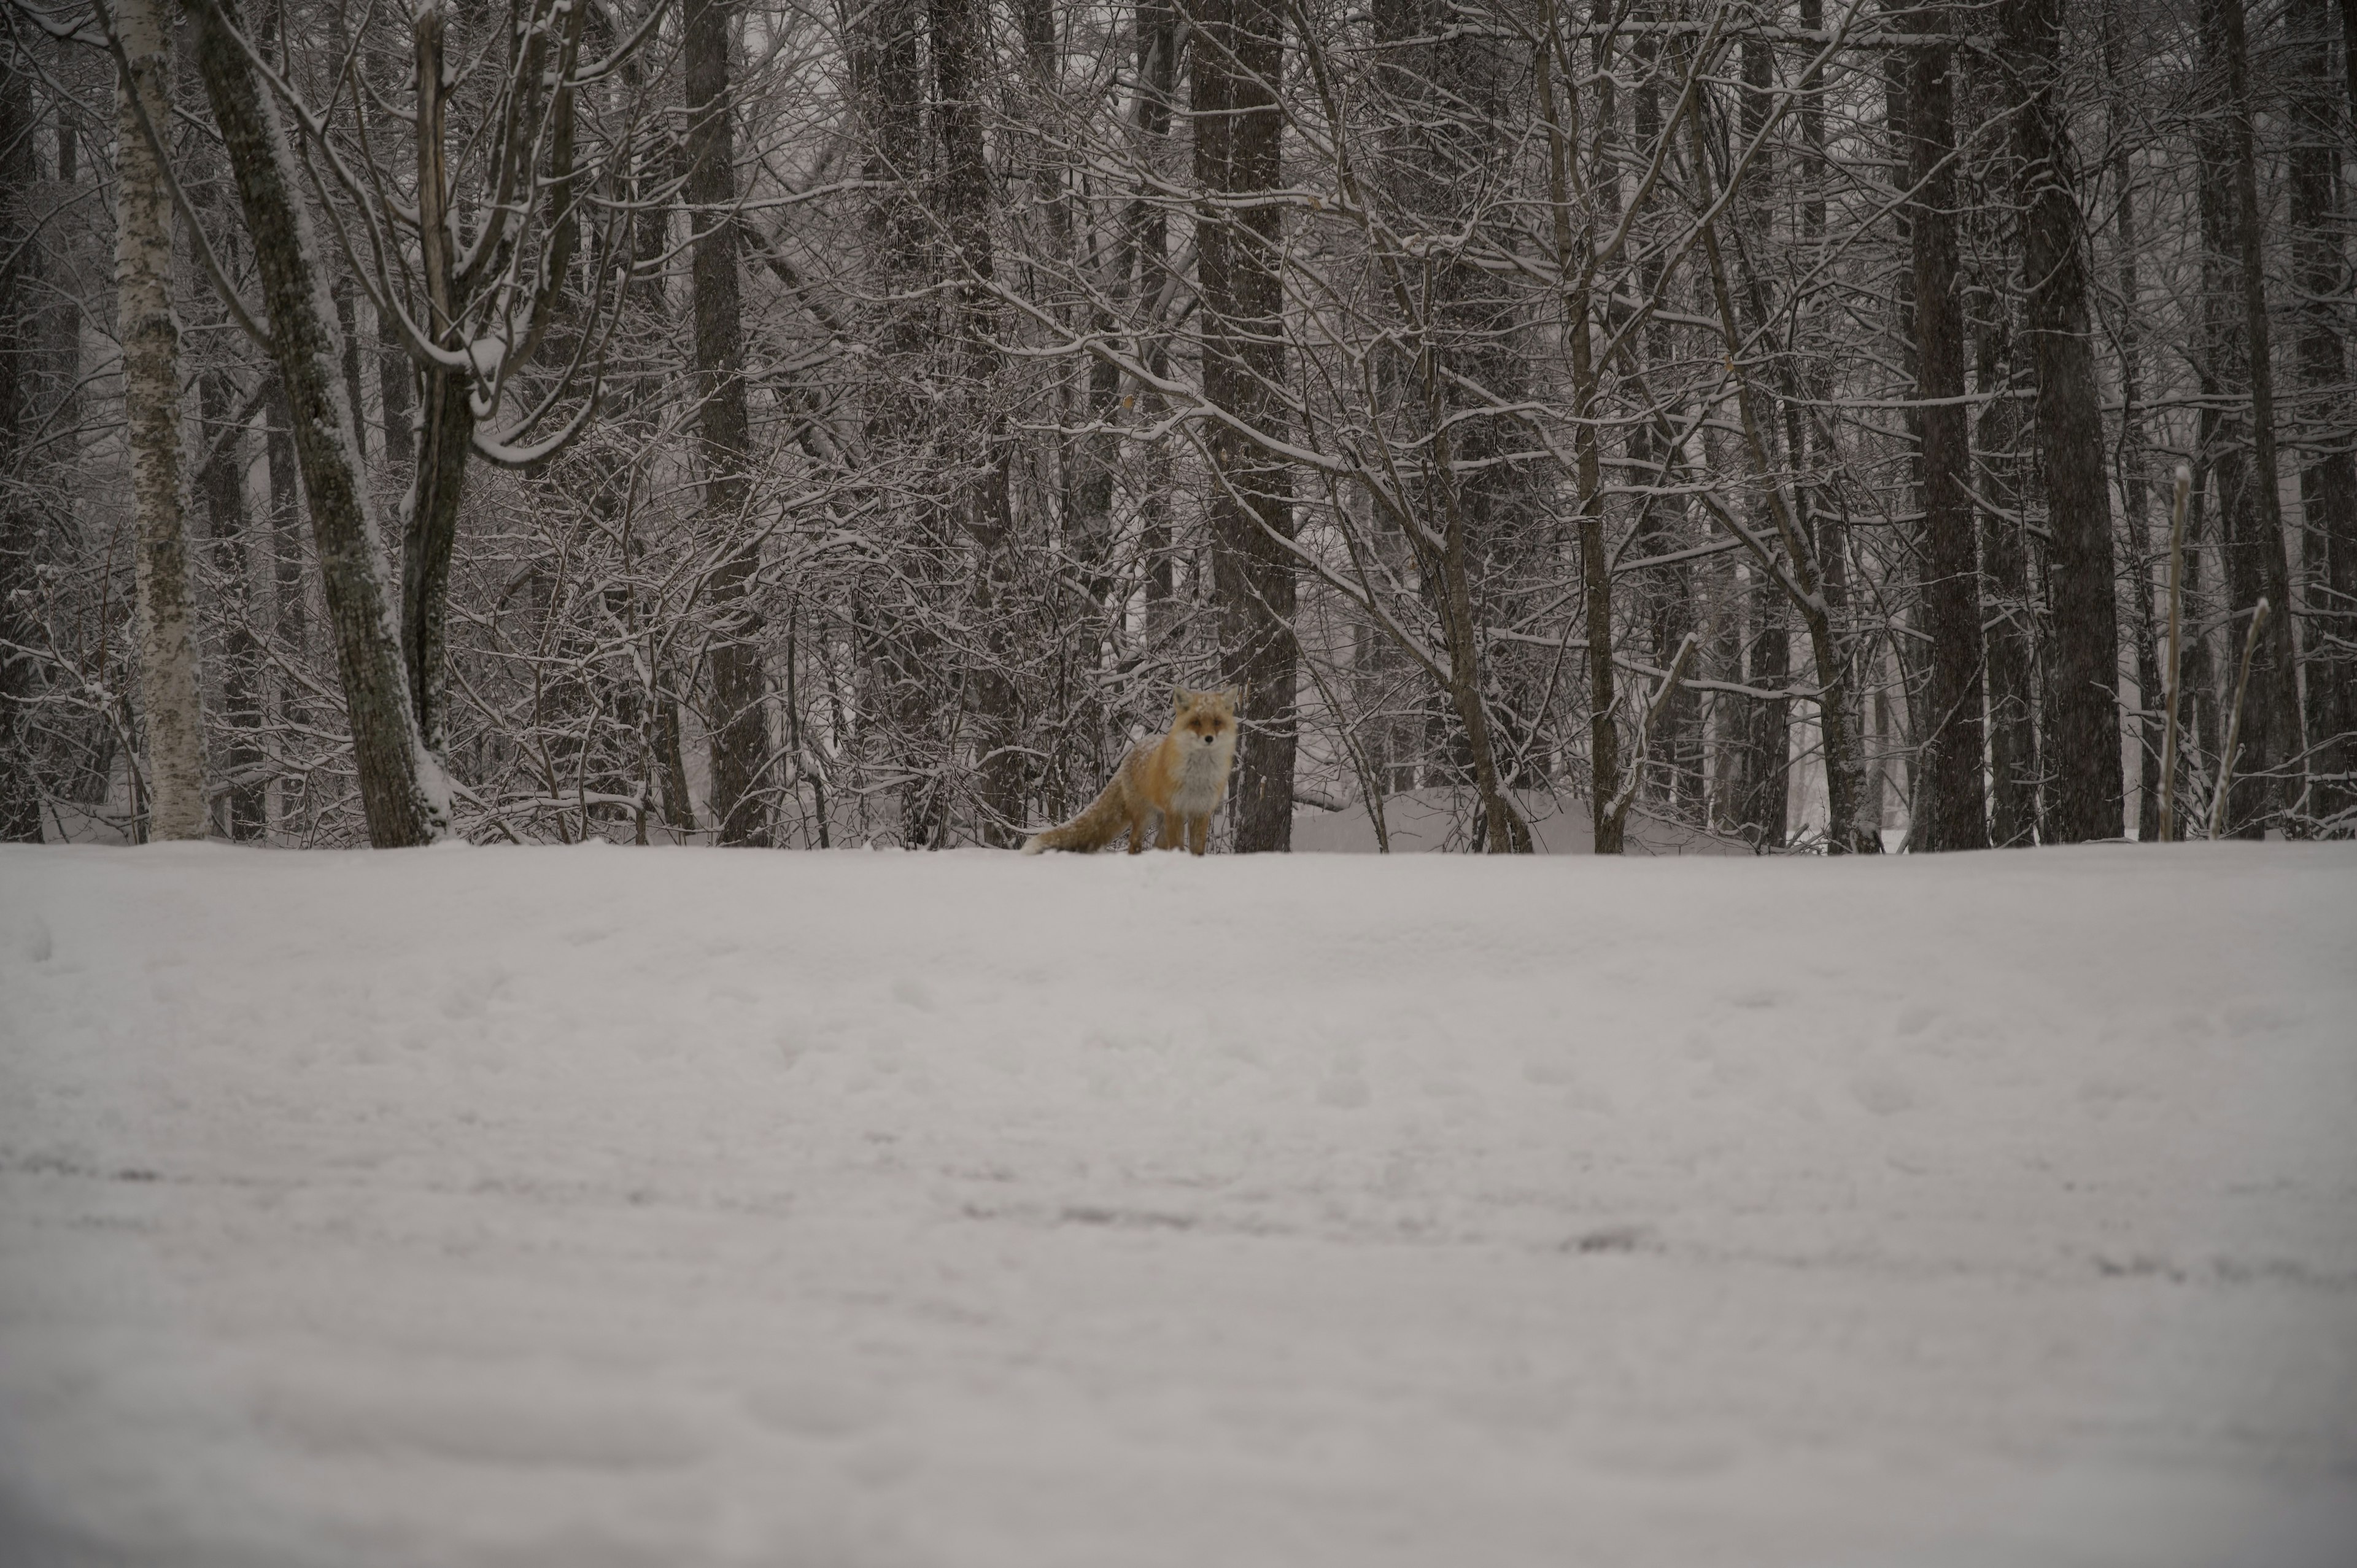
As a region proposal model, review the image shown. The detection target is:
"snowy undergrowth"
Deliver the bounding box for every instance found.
[2,843,2353,1567]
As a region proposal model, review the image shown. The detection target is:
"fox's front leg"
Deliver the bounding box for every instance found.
[1186,814,1209,855]
[1158,810,1184,851]
[1126,806,1153,854]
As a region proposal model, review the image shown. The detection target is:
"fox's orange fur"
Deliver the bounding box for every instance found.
[1022,688,1239,855]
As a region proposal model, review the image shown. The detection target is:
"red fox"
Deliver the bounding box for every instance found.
[1022,687,1239,855]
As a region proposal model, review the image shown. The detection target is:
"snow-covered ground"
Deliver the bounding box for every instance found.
[2,841,2353,1567]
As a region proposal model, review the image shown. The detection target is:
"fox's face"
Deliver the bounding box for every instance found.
[1172,687,1239,748]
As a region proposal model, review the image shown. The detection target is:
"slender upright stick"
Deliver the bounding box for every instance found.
[2156,466,2191,842]
[2209,597,2269,841]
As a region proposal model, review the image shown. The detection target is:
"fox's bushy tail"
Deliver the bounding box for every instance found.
[1021,768,1131,854]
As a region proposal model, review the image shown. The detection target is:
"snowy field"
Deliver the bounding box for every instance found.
[2,841,2355,1567]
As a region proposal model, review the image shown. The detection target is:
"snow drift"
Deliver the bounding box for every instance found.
[2,841,2353,1566]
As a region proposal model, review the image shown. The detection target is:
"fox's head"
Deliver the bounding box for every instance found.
[1172,686,1239,747]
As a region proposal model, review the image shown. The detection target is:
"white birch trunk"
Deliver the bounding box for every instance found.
[114,0,206,840]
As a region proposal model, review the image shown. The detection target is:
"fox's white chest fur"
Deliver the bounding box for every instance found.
[1170,732,1235,816]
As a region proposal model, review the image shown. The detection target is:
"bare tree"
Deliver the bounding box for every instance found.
[112,0,204,840]
[174,0,450,846]
[2196,0,2302,836]
[2002,0,2122,841]
[15,0,2346,852]
[2287,0,2355,825]
[0,32,47,841]
[1190,0,1297,851]
[684,0,769,846]
[1905,12,1985,851]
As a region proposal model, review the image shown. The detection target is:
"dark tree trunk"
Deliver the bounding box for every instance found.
[2102,0,2162,841]
[400,7,477,761]
[1530,0,1612,852]
[199,373,266,840]
[1708,554,1744,830]
[333,277,366,471]
[2347,0,2357,123]
[1062,16,1121,615]
[851,0,944,845]
[1907,34,1988,851]
[625,122,694,836]
[1683,23,1871,852]
[1731,32,1790,853]
[1740,566,1791,851]
[2003,0,2123,841]
[400,0,587,773]
[2289,0,2356,822]
[0,69,41,840]
[265,377,307,832]
[377,303,414,478]
[2184,449,2226,790]
[932,0,1024,846]
[1386,0,1544,799]
[369,42,416,480]
[1795,0,1849,830]
[2197,0,2304,835]
[684,0,770,846]
[1133,0,1180,651]
[401,355,472,758]
[1191,0,1296,850]
[1975,307,2042,846]
[189,0,447,847]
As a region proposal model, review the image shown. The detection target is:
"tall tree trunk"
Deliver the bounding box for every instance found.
[0,58,43,840]
[1133,0,1180,654]
[851,0,943,844]
[1021,0,1107,635]
[377,307,414,478]
[187,0,449,847]
[1191,0,1296,850]
[1706,548,1743,830]
[2197,0,2304,835]
[370,37,415,479]
[2003,0,2123,840]
[399,0,587,767]
[1974,303,2042,845]
[933,0,1024,846]
[1681,31,1871,852]
[1795,0,1848,828]
[198,372,266,840]
[685,0,770,846]
[2289,0,2356,822]
[627,120,695,836]
[401,7,477,760]
[1497,4,1592,847]
[2345,0,2357,121]
[1740,568,1792,850]
[334,277,365,469]
[265,376,306,835]
[1907,30,1987,851]
[2101,0,2163,840]
[115,0,206,841]
[1728,31,1786,854]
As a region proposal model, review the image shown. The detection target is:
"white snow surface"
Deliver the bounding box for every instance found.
[2,841,2354,1567]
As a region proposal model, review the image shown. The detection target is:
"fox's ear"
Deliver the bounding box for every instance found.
[1174,686,1193,709]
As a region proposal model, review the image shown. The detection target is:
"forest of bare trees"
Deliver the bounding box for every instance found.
[2,0,2350,851]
